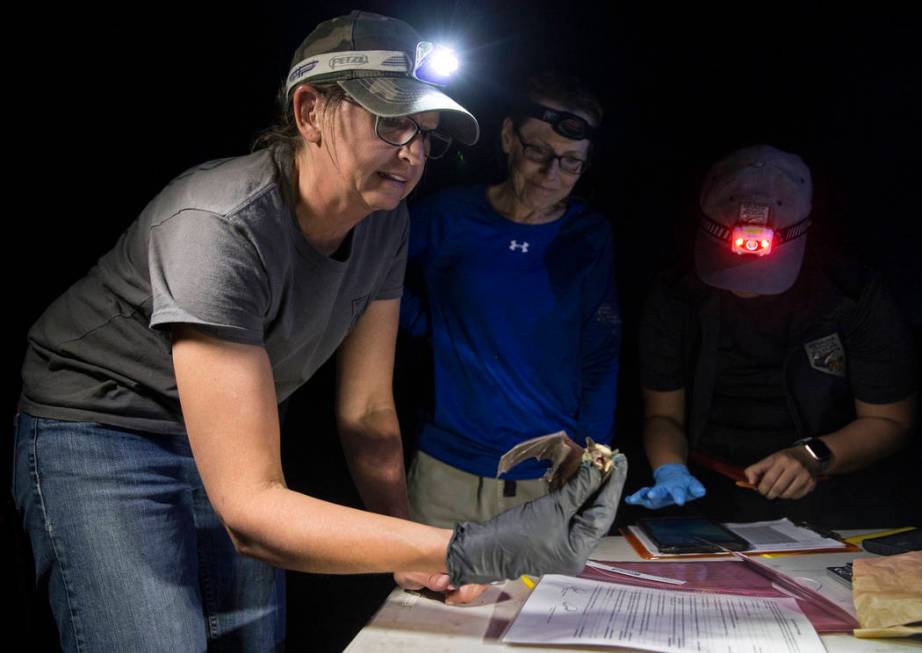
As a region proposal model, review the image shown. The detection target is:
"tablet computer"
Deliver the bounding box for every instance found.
[637,516,751,554]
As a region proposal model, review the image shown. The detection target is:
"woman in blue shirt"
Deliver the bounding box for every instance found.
[401,72,621,527]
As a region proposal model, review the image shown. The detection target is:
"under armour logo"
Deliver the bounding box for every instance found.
[509,240,530,253]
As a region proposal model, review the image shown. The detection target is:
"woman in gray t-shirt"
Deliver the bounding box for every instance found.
[14,11,624,650]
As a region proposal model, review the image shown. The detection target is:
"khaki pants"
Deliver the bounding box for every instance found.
[407,451,550,528]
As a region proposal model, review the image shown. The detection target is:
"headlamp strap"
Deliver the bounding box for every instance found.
[700,215,812,246]
[286,50,410,94]
[521,101,597,141]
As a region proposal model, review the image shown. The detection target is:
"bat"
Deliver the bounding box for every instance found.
[497,431,615,491]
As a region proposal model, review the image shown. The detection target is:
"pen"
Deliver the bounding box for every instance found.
[585,560,687,585]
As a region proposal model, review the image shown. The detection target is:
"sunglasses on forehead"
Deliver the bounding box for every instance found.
[520,101,598,141]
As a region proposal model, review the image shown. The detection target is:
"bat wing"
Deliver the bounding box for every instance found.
[497,431,582,481]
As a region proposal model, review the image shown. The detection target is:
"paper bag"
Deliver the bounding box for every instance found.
[852,551,922,638]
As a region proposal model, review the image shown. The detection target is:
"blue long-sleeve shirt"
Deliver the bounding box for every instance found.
[401,186,621,479]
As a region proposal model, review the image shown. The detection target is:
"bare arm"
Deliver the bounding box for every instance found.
[172,324,451,575]
[820,396,915,473]
[745,395,915,498]
[334,298,488,603]
[641,388,690,468]
[335,298,409,518]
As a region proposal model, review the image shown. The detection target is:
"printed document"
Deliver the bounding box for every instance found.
[503,574,826,653]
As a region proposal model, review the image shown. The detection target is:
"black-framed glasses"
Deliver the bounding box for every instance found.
[343,96,453,159]
[375,115,453,159]
[513,128,588,175]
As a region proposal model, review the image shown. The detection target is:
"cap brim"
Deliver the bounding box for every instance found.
[338,77,479,146]
[694,228,806,295]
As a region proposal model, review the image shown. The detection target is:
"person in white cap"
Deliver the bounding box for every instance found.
[626,144,916,528]
[13,11,623,651]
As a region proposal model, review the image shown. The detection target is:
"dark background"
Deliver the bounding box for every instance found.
[6,1,921,650]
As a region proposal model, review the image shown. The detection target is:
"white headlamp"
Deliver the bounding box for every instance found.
[286,41,459,96]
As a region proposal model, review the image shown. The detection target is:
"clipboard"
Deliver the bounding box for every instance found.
[622,524,860,559]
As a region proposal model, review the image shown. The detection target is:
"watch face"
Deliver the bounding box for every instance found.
[802,438,832,467]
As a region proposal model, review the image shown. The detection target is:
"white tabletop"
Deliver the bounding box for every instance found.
[345,534,921,653]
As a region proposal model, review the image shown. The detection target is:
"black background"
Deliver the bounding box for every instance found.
[6,1,921,650]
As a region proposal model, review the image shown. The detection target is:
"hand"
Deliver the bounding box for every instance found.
[744,448,819,500]
[394,572,489,605]
[624,463,706,509]
[445,459,626,586]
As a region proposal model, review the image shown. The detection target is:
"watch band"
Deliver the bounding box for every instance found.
[792,437,833,471]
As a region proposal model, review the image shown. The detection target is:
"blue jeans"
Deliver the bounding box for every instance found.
[12,413,285,652]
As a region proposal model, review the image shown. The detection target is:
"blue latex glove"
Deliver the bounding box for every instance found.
[625,463,706,509]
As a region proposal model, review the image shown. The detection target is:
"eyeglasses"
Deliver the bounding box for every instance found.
[513,128,588,175]
[343,96,453,159]
[375,115,453,159]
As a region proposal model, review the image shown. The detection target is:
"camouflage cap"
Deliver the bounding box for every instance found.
[286,10,479,145]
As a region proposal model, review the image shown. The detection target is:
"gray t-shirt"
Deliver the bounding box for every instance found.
[20,147,408,435]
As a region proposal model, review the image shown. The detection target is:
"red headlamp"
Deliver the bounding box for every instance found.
[731,225,774,256]
[701,214,811,256]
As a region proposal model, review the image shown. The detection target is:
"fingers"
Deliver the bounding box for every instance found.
[624,490,645,504]
[394,571,424,590]
[556,463,604,513]
[762,463,799,499]
[445,583,490,605]
[755,462,783,497]
[394,571,452,592]
[751,451,816,499]
[624,487,651,506]
[630,485,676,509]
[774,468,817,500]
[687,476,707,499]
[625,486,670,510]
[668,485,689,506]
[629,469,706,511]
[396,572,490,605]
[568,459,627,551]
[786,476,817,500]
[744,458,771,486]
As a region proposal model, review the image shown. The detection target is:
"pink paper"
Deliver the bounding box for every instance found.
[581,558,858,633]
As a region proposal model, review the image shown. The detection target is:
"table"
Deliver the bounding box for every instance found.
[345,534,921,652]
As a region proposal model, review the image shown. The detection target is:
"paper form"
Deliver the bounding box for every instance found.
[723,518,845,552]
[629,518,847,557]
[502,574,826,653]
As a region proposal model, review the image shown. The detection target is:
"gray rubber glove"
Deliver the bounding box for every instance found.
[446,457,627,585]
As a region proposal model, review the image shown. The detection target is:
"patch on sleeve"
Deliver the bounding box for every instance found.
[804,333,847,377]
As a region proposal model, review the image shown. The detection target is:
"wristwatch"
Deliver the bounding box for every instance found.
[792,437,833,472]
